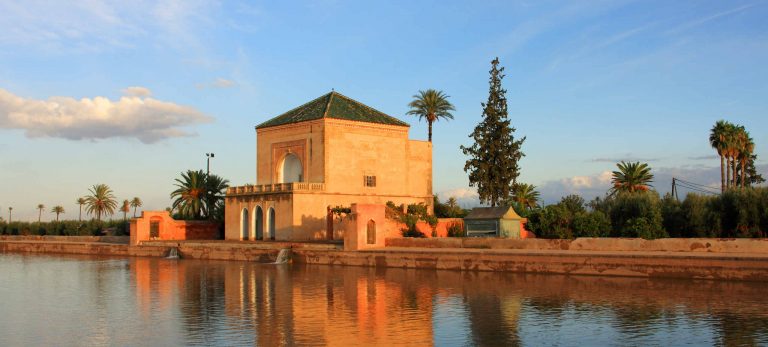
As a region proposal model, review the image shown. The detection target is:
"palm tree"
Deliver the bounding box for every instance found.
[76,197,86,222]
[406,89,455,142]
[737,136,755,188]
[84,184,118,221]
[37,204,45,223]
[120,200,130,223]
[171,170,207,219]
[510,183,540,210]
[130,197,143,218]
[51,206,65,222]
[610,161,654,195]
[709,120,730,192]
[205,173,230,220]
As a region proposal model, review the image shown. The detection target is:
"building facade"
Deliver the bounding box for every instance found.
[224,92,432,241]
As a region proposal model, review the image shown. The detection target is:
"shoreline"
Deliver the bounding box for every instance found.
[3,236,768,282]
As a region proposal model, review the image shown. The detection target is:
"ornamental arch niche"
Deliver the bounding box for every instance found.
[366,219,376,245]
[279,153,303,183]
[241,208,249,240]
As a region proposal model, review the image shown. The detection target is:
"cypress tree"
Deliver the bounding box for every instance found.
[460,57,525,207]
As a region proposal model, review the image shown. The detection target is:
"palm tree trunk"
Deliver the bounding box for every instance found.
[428,121,433,142]
[739,159,747,188]
[731,158,737,188]
[720,155,725,192]
[726,156,731,189]
[79,206,82,222]
[133,206,137,218]
[38,210,41,223]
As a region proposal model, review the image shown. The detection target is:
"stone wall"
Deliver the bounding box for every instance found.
[385,237,768,253]
[131,211,219,246]
[0,235,129,244]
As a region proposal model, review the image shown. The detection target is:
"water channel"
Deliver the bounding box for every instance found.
[1,253,767,346]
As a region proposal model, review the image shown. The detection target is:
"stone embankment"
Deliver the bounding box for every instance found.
[3,236,768,281]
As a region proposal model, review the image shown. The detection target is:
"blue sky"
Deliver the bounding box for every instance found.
[1,0,767,220]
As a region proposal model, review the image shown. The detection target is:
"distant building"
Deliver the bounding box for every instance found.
[224,91,432,241]
[464,206,528,238]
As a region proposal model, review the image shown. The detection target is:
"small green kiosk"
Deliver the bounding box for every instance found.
[464,206,524,238]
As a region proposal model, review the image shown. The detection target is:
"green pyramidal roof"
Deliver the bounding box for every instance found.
[255,91,409,129]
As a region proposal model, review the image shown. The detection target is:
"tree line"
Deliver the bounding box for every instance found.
[0,169,229,236]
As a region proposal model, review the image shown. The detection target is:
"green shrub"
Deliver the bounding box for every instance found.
[446,221,465,237]
[608,191,664,238]
[400,214,425,238]
[572,211,611,238]
[527,205,573,239]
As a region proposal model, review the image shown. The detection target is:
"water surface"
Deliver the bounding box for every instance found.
[1,253,767,346]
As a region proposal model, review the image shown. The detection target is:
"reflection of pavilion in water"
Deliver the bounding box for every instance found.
[129,259,768,346]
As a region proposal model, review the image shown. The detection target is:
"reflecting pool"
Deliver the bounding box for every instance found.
[1,253,767,346]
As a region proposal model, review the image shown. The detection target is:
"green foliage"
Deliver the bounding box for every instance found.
[331,205,352,221]
[558,195,586,215]
[610,161,654,195]
[171,170,230,221]
[446,221,465,237]
[572,211,611,238]
[406,89,455,142]
[84,184,118,221]
[526,205,574,239]
[0,219,129,236]
[399,213,425,238]
[608,191,666,239]
[460,57,525,207]
[508,183,540,210]
[433,195,466,218]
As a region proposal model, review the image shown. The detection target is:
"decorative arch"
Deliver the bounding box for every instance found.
[255,206,264,240]
[279,153,303,183]
[366,219,376,245]
[241,208,249,240]
[268,207,276,240]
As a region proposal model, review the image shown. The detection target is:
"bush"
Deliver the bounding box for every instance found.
[572,211,611,238]
[446,221,465,237]
[608,191,664,238]
[400,214,425,238]
[527,205,574,239]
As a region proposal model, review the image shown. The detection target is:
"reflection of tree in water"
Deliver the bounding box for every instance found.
[713,313,768,347]
[464,274,522,346]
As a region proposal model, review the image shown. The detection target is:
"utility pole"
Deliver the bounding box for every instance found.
[671,178,679,201]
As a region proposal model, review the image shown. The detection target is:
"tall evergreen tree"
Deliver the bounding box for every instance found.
[460,58,525,207]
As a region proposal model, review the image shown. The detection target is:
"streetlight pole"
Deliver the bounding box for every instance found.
[206,153,215,177]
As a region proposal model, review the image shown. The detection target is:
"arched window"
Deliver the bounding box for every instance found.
[241,208,249,240]
[268,207,276,240]
[255,206,264,240]
[366,219,376,244]
[279,153,303,183]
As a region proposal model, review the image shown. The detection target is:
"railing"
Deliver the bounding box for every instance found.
[227,182,326,195]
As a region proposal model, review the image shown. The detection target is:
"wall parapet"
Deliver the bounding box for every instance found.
[227,182,325,196]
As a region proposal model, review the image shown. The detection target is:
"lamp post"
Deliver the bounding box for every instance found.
[8,207,12,223]
[206,153,215,177]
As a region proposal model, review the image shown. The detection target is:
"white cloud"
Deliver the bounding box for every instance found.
[0,87,211,143]
[122,86,152,97]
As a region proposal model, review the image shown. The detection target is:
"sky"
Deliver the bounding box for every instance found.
[1,0,767,221]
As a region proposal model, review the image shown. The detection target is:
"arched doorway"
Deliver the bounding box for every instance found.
[367,219,376,244]
[279,153,303,183]
[255,206,264,240]
[268,207,276,240]
[241,208,249,240]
